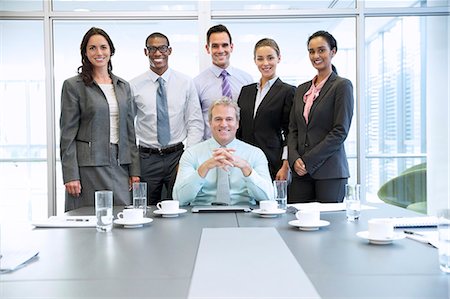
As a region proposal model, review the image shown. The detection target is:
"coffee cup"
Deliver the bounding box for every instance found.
[368,219,394,239]
[117,208,143,222]
[259,200,278,212]
[295,209,320,225]
[156,200,179,213]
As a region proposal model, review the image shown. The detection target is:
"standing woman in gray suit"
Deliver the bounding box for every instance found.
[288,31,354,203]
[60,27,140,211]
[237,38,294,180]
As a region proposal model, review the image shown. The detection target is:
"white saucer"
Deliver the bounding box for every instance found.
[356,231,405,245]
[113,217,153,228]
[251,209,286,218]
[288,219,330,231]
[153,208,187,217]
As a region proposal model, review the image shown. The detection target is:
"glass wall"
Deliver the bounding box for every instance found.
[0,1,448,222]
[0,20,47,221]
[364,15,449,212]
[53,20,199,215]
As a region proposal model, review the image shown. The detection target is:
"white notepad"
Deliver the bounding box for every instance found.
[379,216,438,228]
[32,216,97,228]
[0,249,39,273]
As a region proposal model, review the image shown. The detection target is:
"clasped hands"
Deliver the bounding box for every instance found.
[198,147,252,177]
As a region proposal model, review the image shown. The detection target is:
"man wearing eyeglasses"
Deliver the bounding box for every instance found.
[130,32,203,204]
[194,24,253,140]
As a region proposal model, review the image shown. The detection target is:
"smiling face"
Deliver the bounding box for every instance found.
[254,45,280,81]
[85,34,111,71]
[206,32,233,69]
[210,104,239,146]
[308,36,336,74]
[145,36,172,75]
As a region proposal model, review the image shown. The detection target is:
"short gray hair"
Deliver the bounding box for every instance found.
[208,96,240,122]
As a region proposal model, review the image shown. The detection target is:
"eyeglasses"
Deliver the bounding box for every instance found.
[146,45,170,54]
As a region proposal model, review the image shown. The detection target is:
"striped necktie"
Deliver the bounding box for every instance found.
[220,70,232,99]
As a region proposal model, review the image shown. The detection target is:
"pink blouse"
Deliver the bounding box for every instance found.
[303,73,331,124]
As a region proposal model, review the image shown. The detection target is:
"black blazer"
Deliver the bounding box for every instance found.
[237,78,295,178]
[288,72,354,179]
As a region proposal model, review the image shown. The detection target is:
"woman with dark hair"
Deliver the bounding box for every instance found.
[287,30,354,203]
[60,27,140,211]
[237,38,294,180]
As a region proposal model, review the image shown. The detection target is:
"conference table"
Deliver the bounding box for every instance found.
[1,202,448,298]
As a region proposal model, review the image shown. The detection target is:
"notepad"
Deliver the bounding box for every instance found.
[380,216,439,228]
[32,216,97,228]
[0,249,39,273]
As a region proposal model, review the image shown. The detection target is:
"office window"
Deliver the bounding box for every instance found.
[211,0,355,10]
[211,18,358,184]
[0,20,46,221]
[364,15,449,211]
[53,20,198,214]
[52,0,197,11]
[364,0,449,8]
[0,0,43,11]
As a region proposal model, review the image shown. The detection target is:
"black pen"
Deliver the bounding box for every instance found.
[404,230,424,236]
[403,230,437,248]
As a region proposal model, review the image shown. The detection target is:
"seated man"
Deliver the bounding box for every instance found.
[173,97,273,206]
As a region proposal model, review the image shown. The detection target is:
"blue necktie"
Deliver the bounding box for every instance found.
[220,70,232,99]
[156,77,170,146]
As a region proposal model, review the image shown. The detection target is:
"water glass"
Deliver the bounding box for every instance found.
[95,190,113,232]
[438,209,450,273]
[273,180,287,210]
[345,184,361,221]
[132,182,147,216]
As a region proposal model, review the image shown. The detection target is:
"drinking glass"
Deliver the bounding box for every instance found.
[345,184,361,221]
[273,180,287,210]
[95,190,113,232]
[438,209,450,273]
[133,182,147,216]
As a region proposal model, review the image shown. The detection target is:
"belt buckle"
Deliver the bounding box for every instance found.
[158,148,164,155]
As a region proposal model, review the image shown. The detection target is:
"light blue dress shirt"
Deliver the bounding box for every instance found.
[194,65,253,140]
[173,137,273,206]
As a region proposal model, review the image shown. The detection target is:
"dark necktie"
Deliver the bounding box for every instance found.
[156,77,170,146]
[220,70,232,99]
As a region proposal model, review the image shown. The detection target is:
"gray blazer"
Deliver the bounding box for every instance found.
[60,74,140,184]
[288,72,354,179]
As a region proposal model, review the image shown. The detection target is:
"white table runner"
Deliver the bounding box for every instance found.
[188,227,321,299]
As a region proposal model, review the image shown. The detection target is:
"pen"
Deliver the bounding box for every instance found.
[403,230,425,236]
[403,230,437,248]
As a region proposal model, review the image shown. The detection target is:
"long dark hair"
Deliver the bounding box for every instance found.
[307,30,338,74]
[78,27,115,85]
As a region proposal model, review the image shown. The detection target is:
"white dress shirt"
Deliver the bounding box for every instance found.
[130,68,204,148]
[194,65,253,139]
